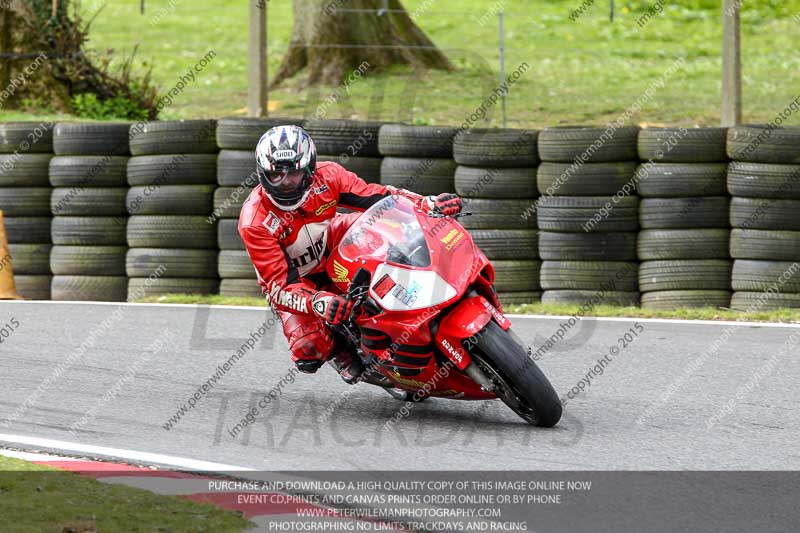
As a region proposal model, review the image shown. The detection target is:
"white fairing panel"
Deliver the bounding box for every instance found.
[369,263,457,311]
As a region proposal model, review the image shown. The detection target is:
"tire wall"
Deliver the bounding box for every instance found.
[50,122,132,301]
[726,125,800,311]
[537,126,640,307]
[0,122,55,299]
[215,118,265,299]
[454,128,541,306]
[636,127,732,310]
[126,120,220,300]
[1,120,800,310]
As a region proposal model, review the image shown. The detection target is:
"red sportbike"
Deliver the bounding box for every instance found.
[326,195,561,427]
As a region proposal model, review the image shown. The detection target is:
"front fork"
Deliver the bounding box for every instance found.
[463,360,495,392]
[432,290,512,392]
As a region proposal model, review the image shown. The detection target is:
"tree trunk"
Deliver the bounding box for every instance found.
[272,0,452,87]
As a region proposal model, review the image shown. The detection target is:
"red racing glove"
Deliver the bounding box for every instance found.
[427,193,462,217]
[312,291,356,325]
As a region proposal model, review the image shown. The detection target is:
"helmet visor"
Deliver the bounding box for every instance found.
[265,168,306,192]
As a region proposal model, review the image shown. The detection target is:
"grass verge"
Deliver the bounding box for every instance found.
[136,294,267,306]
[134,294,800,323]
[0,455,253,532]
[505,302,800,323]
[4,1,800,126]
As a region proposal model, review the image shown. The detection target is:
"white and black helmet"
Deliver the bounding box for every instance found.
[255,125,317,210]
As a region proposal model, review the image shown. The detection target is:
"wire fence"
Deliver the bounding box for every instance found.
[2,1,800,127]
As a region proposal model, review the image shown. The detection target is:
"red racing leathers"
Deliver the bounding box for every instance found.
[238,161,426,364]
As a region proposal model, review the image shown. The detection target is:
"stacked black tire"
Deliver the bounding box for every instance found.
[452,128,541,305]
[48,123,132,301]
[378,124,456,196]
[537,126,641,306]
[727,125,800,310]
[214,117,294,298]
[636,127,732,310]
[0,122,54,299]
[309,119,383,184]
[126,120,219,300]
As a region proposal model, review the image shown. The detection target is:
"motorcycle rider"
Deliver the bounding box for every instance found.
[239,125,462,382]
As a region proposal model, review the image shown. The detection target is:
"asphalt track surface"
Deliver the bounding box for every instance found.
[1,300,798,473]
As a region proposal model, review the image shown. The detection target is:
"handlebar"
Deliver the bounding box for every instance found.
[427,210,472,219]
[345,267,372,322]
[347,267,371,299]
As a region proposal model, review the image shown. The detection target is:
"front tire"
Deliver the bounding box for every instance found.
[470,321,562,427]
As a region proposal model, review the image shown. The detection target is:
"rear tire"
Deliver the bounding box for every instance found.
[470,321,561,427]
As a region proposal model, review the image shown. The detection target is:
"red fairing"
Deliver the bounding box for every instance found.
[321,196,512,400]
[330,206,492,299]
[238,161,425,315]
[434,296,493,370]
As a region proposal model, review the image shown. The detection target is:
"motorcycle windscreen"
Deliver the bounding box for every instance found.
[338,196,431,268]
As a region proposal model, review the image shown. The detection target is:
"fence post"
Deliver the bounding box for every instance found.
[0,8,10,96]
[248,0,267,117]
[721,0,741,126]
[498,10,506,128]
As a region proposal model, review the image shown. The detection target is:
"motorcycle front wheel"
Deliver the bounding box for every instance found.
[470,320,562,427]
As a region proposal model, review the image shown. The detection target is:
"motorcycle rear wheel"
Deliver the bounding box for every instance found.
[470,321,562,427]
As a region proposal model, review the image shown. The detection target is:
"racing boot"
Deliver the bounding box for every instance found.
[332,346,364,385]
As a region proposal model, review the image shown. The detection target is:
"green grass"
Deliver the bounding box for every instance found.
[135,294,800,322]
[137,294,268,306]
[505,302,800,323]
[5,1,800,126]
[0,455,253,532]
[0,455,53,472]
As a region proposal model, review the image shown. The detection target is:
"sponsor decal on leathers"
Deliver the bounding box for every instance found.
[286,221,329,276]
[315,199,337,216]
[268,282,309,313]
[263,212,281,234]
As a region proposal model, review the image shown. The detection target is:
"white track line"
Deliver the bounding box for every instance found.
[1,300,268,311]
[0,433,251,472]
[505,314,800,328]
[0,300,269,312]
[3,300,799,328]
